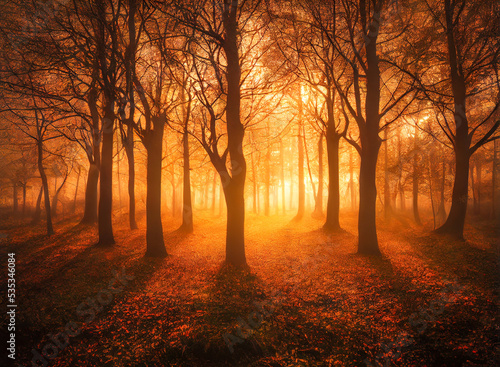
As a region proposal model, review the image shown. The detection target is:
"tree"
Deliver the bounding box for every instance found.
[413,0,500,238]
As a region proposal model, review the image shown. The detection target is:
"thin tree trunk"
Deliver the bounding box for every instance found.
[22,183,26,217]
[294,115,305,221]
[475,160,482,216]
[123,132,138,229]
[32,186,43,224]
[264,134,271,216]
[313,135,324,216]
[38,140,54,236]
[383,127,392,220]
[280,140,286,214]
[13,182,18,214]
[349,146,356,210]
[180,128,193,233]
[52,172,68,218]
[412,127,421,225]
[72,167,81,214]
[492,139,498,219]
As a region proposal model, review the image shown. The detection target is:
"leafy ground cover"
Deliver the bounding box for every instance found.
[0,210,498,366]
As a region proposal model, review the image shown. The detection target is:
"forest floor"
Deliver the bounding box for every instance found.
[0,208,498,367]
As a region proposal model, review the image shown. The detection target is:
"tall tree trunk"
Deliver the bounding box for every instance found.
[251,147,257,214]
[436,145,470,238]
[38,140,54,236]
[117,139,122,209]
[294,115,305,221]
[357,16,382,255]
[22,183,26,217]
[435,0,471,239]
[12,182,18,214]
[145,120,167,257]
[397,126,405,211]
[383,127,392,220]
[52,173,68,218]
[264,134,271,216]
[349,146,356,210]
[475,159,482,216]
[72,167,81,214]
[32,186,43,224]
[313,135,324,217]
[123,131,138,229]
[412,127,421,225]
[492,140,498,219]
[324,131,341,231]
[81,164,99,224]
[97,110,115,246]
[180,129,193,232]
[280,140,286,214]
[222,5,247,267]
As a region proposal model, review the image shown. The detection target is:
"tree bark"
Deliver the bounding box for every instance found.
[12,182,18,214]
[222,3,247,267]
[32,186,43,224]
[357,13,382,255]
[38,140,54,236]
[180,129,193,232]
[81,164,99,224]
[324,131,341,231]
[72,167,81,214]
[97,110,115,246]
[145,119,167,257]
[280,140,286,214]
[492,140,498,219]
[412,127,421,225]
[383,127,392,220]
[294,118,305,221]
[52,173,68,218]
[313,135,324,217]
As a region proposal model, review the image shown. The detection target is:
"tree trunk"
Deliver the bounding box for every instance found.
[180,130,193,232]
[222,6,247,267]
[264,138,271,216]
[123,131,138,229]
[324,131,341,231]
[32,186,43,224]
[436,0,471,239]
[475,160,482,216]
[314,135,324,217]
[97,111,115,246]
[358,139,381,255]
[38,140,54,236]
[145,121,167,257]
[22,184,27,217]
[280,140,286,214]
[13,182,18,214]
[412,127,421,225]
[223,180,246,267]
[52,173,68,218]
[383,127,392,220]
[72,167,81,214]
[357,20,382,255]
[492,139,498,219]
[435,146,470,238]
[349,146,356,210]
[81,164,99,224]
[294,119,305,220]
